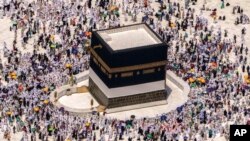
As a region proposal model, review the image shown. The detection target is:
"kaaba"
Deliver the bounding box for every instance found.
[89,24,168,109]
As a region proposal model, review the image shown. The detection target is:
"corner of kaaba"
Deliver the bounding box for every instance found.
[88,23,168,110]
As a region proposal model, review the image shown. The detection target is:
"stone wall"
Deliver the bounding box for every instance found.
[50,71,91,116]
[108,90,167,108]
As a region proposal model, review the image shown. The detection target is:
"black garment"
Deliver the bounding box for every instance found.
[237,7,241,13]
[88,0,92,8]
[242,65,245,72]
[247,66,250,73]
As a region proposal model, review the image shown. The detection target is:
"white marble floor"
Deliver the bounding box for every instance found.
[58,92,99,110]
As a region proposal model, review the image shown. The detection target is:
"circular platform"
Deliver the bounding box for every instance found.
[58,92,99,110]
